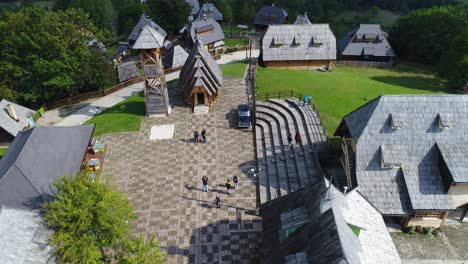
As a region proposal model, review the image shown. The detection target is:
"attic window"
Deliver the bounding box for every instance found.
[280,207,308,241]
[270,38,283,48]
[308,37,322,48]
[437,113,453,128]
[381,145,405,169]
[290,37,300,47]
[389,113,407,129]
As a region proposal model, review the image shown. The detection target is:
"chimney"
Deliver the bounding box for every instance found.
[6,104,19,121]
[272,3,275,7]
[343,186,348,194]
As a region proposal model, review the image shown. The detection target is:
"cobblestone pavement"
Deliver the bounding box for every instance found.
[391,224,468,263]
[101,77,262,263]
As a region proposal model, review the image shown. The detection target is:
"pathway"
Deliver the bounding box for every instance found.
[100,77,262,263]
[38,50,259,127]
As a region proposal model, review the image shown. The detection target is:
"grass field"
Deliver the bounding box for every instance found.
[224,38,248,48]
[256,64,447,135]
[84,91,145,136]
[0,148,8,159]
[221,61,247,78]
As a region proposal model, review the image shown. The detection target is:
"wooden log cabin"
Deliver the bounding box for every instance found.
[179,34,222,114]
[183,17,225,56]
[260,24,336,70]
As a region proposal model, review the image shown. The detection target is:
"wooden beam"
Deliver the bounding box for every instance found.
[440,211,449,228]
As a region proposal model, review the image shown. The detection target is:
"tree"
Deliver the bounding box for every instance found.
[0,7,116,108]
[146,0,191,35]
[437,27,468,89]
[43,175,166,263]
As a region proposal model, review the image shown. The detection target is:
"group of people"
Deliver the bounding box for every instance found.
[287,131,302,147]
[194,129,207,144]
[201,175,239,209]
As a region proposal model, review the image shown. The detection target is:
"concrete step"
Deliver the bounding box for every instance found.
[287,98,327,143]
[255,124,270,204]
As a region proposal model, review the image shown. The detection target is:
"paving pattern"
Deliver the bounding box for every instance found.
[101,77,262,263]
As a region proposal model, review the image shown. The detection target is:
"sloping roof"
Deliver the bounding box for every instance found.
[0,99,35,138]
[335,95,468,214]
[163,45,189,69]
[261,179,401,264]
[196,3,223,21]
[0,206,54,264]
[128,15,167,42]
[262,24,336,62]
[185,17,225,46]
[337,24,395,57]
[180,35,222,98]
[437,142,468,183]
[132,25,165,49]
[117,61,139,82]
[254,5,288,26]
[186,0,200,15]
[0,125,95,209]
[294,14,311,25]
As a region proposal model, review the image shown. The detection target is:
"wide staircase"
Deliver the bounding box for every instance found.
[255,98,328,204]
[146,87,168,116]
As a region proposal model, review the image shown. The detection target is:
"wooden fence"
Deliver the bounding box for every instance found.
[47,76,144,109]
[336,60,393,68]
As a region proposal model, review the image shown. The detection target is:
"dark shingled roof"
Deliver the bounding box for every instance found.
[261,179,401,263]
[128,15,167,42]
[334,95,468,215]
[196,3,223,21]
[186,0,200,15]
[254,5,288,26]
[0,125,95,209]
[337,24,395,57]
[185,18,225,46]
[117,61,139,82]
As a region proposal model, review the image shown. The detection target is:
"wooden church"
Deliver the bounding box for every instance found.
[132,25,170,116]
[180,34,223,114]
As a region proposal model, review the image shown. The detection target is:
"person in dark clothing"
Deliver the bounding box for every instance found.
[294,131,301,145]
[233,175,239,189]
[202,176,209,192]
[201,129,207,143]
[194,130,199,144]
[287,133,293,147]
[215,196,221,208]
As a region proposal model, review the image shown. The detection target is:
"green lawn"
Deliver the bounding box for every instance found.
[84,91,145,136]
[224,38,248,48]
[221,61,247,78]
[0,148,8,159]
[256,64,447,135]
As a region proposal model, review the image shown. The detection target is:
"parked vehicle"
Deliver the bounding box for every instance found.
[237,104,251,128]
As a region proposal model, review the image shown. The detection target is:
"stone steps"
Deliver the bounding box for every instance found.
[255,99,326,204]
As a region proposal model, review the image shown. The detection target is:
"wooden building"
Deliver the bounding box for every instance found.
[132,25,170,116]
[337,24,395,64]
[260,24,336,70]
[0,99,35,146]
[334,95,468,227]
[128,15,167,47]
[183,17,225,55]
[254,4,288,32]
[196,3,223,21]
[180,34,222,114]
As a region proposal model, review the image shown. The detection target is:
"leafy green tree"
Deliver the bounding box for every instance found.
[437,27,468,89]
[43,175,166,263]
[146,0,191,35]
[0,7,116,108]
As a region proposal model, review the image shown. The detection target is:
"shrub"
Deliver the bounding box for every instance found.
[432,228,441,236]
[415,225,423,234]
[423,227,432,235]
[404,225,416,234]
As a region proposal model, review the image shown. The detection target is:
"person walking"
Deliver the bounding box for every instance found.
[215,196,221,208]
[202,175,209,192]
[287,133,293,147]
[194,130,199,144]
[295,131,301,145]
[233,175,239,190]
[201,129,207,144]
[226,179,233,194]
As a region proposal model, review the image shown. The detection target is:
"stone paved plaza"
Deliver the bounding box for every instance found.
[101,77,262,263]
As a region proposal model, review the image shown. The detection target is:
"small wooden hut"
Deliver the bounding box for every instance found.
[180,34,222,113]
[183,17,225,55]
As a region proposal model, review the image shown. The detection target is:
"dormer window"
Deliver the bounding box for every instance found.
[308,37,322,48]
[280,207,308,241]
[290,37,300,47]
[381,145,405,169]
[437,113,453,128]
[389,113,407,129]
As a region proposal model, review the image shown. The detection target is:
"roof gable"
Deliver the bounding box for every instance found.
[254,5,288,26]
[128,15,167,42]
[338,24,395,57]
[187,18,225,45]
[197,3,223,21]
[132,25,165,49]
[163,45,189,69]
